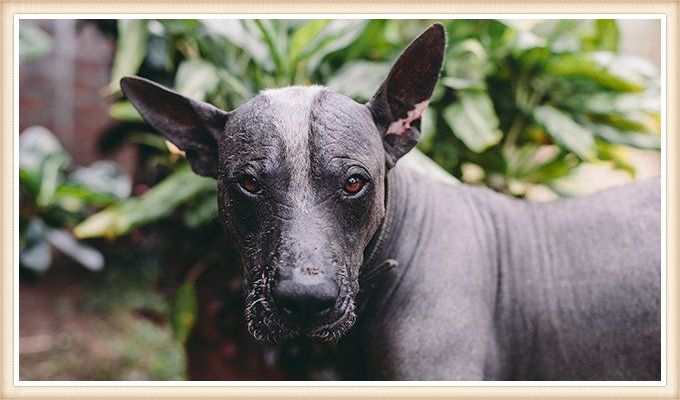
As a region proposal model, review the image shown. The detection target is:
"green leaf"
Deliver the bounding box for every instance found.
[441,77,486,91]
[595,140,635,176]
[74,165,215,239]
[19,126,69,179]
[253,20,287,79]
[533,106,596,160]
[546,53,645,92]
[174,59,220,100]
[53,185,118,212]
[587,123,660,151]
[301,20,368,77]
[561,92,659,115]
[505,144,579,183]
[442,92,502,153]
[202,19,274,72]
[183,189,218,228]
[20,126,71,207]
[446,39,489,85]
[109,101,143,122]
[325,61,389,101]
[45,228,104,271]
[19,218,52,272]
[19,21,53,64]
[170,281,198,344]
[68,160,132,199]
[593,20,619,52]
[288,20,330,65]
[108,20,149,94]
[19,168,40,198]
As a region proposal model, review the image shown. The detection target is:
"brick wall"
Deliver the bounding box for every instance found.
[19,20,136,174]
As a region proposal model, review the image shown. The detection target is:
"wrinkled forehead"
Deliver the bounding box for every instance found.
[221,87,382,171]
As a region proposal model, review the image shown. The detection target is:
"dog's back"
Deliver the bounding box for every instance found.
[361,165,661,380]
[471,177,661,380]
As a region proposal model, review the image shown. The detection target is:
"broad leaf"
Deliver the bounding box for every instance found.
[19,126,71,207]
[326,61,390,101]
[108,20,148,93]
[109,101,143,122]
[74,165,215,239]
[445,39,489,86]
[174,59,220,100]
[593,20,619,52]
[45,228,104,271]
[533,106,596,160]
[202,19,274,72]
[288,20,330,65]
[19,218,52,272]
[546,52,653,92]
[587,123,660,151]
[561,92,659,115]
[170,281,198,344]
[19,21,53,64]
[302,20,368,77]
[443,92,502,153]
[183,189,218,228]
[68,161,132,199]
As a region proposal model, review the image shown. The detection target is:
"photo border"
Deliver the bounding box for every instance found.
[1,1,677,399]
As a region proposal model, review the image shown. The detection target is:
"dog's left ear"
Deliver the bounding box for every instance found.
[120,76,229,178]
[368,23,446,167]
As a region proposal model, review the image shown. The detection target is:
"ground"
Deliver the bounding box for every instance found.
[19,252,185,381]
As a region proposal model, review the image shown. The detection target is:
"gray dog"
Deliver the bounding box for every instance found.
[121,23,661,380]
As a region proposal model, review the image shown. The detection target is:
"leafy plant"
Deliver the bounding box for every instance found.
[19,126,132,272]
[73,19,661,353]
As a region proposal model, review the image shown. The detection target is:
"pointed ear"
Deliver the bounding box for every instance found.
[368,23,446,167]
[120,76,229,178]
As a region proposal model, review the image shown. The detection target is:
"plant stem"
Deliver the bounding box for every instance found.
[505,114,526,151]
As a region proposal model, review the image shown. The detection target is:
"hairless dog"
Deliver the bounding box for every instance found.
[120,24,661,380]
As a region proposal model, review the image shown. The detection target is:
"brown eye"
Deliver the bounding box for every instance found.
[238,175,261,194]
[343,175,365,195]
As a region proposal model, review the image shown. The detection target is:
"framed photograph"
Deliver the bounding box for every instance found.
[2,1,677,399]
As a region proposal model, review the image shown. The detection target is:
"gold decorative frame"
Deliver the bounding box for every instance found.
[1,1,677,398]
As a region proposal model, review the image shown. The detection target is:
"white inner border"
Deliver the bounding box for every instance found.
[13,13,668,387]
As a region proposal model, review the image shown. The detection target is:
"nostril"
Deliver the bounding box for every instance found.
[313,297,336,315]
[273,278,339,319]
[277,297,299,315]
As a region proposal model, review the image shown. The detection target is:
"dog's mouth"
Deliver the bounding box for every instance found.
[243,267,359,343]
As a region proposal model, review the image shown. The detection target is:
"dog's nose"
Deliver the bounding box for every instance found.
[273,277,339,321]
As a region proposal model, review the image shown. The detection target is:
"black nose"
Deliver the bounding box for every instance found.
[273,277,340,321]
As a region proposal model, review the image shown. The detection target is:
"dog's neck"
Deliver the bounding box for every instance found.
[357,164,416,307]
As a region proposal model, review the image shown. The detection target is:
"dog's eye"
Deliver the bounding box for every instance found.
[343,175,365,195]
[238,175,261,194]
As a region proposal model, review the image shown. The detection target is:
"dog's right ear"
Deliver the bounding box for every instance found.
[368,23,446,168]
[120,76,229,178]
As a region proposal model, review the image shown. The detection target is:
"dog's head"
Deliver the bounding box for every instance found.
[121,24,445,342]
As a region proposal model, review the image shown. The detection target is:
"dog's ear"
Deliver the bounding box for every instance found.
[368,23,446,167]
[120,76,229,178]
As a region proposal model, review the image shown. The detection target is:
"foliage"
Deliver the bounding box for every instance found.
[85,20,661,237]
[71,19,661,355]
[19,126,132,272]
[19,21,53,64]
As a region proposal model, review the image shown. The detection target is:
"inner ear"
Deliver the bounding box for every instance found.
[368,23,446,167]
[120,76,229,178]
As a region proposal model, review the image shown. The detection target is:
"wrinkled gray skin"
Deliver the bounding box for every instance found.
[216,88,386,342]
[121,24,660,380]
[361,166,660,380]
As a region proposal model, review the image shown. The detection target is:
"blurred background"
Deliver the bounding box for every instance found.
[18,19,661,380]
